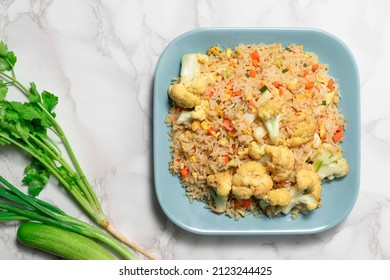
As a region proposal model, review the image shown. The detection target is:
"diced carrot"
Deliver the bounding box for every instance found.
[250,51,260,60]
[272,81,281,89]
[336,125,344,132]
[223,118,232,130]
[208,90,215,98]
[311,63,319,72]
[249,69,256,78]
[332,130,343,142]
[327,79,334,90]
[232,89,242,96]
[248,99,256,107]
[224,155,230,164]
[252,58,259,67]
[300,69,309,77]
[235,199,242,209]
[180,166,189,178]
[278,88,284,96]
[228,129,236,137]
[232,143,237,151]
[305,81,315,90]
[242,199,251,209]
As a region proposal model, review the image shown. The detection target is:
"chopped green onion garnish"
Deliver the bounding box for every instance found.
[313,159,323,172]
[260,85,268,93]
[303,63,307,67]
[322,100,327,106]
[245,71,250,78]
[285,47,291,51]
[282,68,288,73]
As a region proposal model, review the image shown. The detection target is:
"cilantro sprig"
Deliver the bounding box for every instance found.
[0,41,154,259]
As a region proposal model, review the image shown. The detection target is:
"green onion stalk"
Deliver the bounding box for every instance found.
[0,175,135,260]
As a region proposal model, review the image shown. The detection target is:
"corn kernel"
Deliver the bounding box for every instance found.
[201,121,211,130]
[226,48,232,58]
[305,91,314,98]
[189,155,197,163]
[209,129,220,138]
[191,120,200,131]
[216,108,224,117]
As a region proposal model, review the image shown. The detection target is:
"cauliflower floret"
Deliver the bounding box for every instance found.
[207,172,232,213]
[263,188,291,206]
[177,100,209,123]
[264,145,295,182]
[288,117,317,147]
[248,141,265,160]
[278,169,322,214]
[257,99,283,144]
[312,143,349,180]
[296,169,322,201]
[232,161,273,199]
[168,83,201,108]
[253,124,268,142]
[168,53,208,108]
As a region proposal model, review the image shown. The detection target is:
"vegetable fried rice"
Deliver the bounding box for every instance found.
[166,43,349,219]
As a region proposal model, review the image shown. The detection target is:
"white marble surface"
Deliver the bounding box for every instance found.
[0,0,388,260]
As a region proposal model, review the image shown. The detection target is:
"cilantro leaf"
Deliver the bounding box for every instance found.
[28,82,41,103]
[0,80,8,101]
[0,41,17,71]
[42,90,58,113]
[0,41,8,56]
[9,101,41,121]
[22,159,51,197]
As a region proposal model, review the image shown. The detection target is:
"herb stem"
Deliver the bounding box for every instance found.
[0,132,106,225]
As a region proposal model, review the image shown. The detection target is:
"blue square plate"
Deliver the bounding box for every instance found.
[153,28,360,235]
